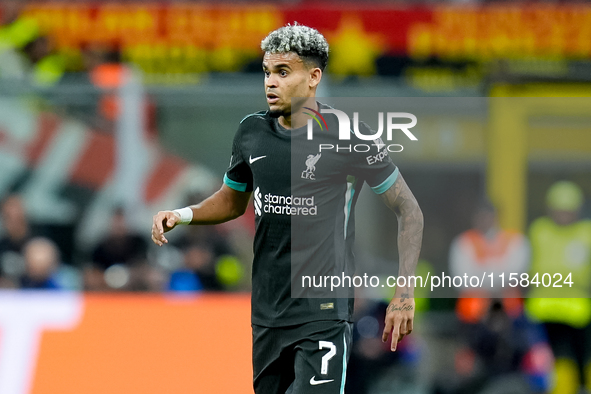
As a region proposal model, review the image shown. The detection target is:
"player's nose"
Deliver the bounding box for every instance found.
[265,74,278,88]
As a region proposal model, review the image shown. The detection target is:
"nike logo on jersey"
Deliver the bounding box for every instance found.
[310,376,334,386]
[249,155,266,164]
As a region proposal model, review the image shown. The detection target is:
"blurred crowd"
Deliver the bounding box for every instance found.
[0,1,253,293]
[347,180,590,394]
[2,0,591,93]
[0,193,251,293]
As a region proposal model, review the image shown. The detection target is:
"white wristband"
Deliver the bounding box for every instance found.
[173,207,193,225]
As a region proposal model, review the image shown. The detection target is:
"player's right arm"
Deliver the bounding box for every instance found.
[153,117,255,246]
[151,184,251,246]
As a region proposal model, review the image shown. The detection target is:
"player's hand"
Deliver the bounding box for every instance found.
[382,293,415,352]
[151,210,180,246]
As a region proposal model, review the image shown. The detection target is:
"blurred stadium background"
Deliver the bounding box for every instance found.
[0,0,590,393]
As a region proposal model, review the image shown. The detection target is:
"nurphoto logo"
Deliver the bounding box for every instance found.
[304,108,418,153]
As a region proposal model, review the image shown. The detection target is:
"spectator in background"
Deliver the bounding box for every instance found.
[83,44,124,132]
[168,241,222,292]
[0,1,38,50]
[0,0,39,81]
[20,237,61,290]
[450,200,530,323]
[92,207,148,271]
[444,300,552,394]
[446,200,551,393]
[175,223,234,262]
[82,263,109,292]
[526,181,591,394]
[82,43,157,136]
[22,35,65,87]
[0,194,34,287]
[88,207,151,291]
[166,192,245,292]
[0,1,64,87]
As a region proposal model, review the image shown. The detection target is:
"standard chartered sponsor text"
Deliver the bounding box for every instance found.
[264,192,317,215]
[301,271,574,292]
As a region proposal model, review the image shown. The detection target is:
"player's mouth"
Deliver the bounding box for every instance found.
[266,92,280,104]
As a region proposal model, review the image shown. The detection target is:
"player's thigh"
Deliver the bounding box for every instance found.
[252,325,295,394]
[291,321,353,394]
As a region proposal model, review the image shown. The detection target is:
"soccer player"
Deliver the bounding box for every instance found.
[151,24,423,394]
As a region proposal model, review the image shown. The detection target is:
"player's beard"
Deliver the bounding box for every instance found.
[268,107,290,119]
[268,109,282,118]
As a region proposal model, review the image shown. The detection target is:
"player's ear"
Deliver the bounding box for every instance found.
[309,67,322,89]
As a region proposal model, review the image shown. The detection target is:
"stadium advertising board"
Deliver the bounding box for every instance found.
[9,3,591,82]
[0,293,253,394]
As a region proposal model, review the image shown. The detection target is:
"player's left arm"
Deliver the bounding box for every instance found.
[379,172,423,351]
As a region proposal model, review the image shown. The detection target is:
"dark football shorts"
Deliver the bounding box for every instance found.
[252,320,353,394]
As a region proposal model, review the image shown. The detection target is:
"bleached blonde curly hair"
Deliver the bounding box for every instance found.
[261,23,329,71]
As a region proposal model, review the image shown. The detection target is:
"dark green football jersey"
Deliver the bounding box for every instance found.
[224,102,398,327]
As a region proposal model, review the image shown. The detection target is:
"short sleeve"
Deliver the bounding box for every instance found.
[224,126,253,192]
[348,121,399,194]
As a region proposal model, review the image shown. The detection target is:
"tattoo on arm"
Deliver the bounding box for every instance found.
[379,174,424,284]
[400,293,409,302]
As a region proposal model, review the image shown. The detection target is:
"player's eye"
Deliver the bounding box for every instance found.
[264,70,270,77]
[280,70,288,77]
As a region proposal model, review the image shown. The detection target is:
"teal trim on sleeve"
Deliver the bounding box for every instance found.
[223,173,248,192]
[371,167,399,195]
